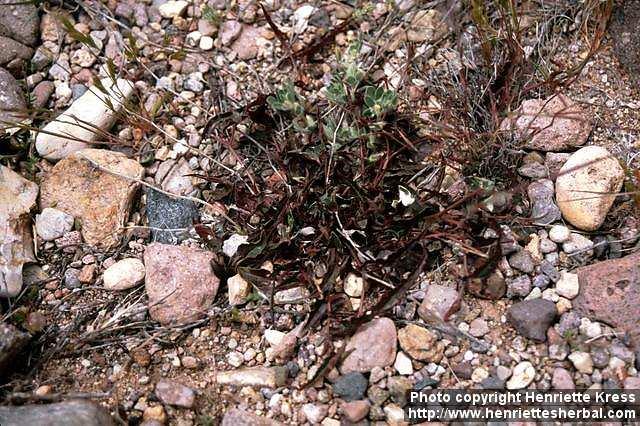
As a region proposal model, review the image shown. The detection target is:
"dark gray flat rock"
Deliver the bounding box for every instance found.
[146,188,199,244]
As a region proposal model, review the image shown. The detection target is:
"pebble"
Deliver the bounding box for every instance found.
[383,403,405,424]
[501,94,590,151]
[227,351,244,368]
[340,400,370,422]
[0,68,27,133]
[568,351,593,374]
[591,347,610,368]
[264,329,285,347]
[146,188,198,245]
[332,372,368,401]
[302,403,327,424]
[35,207,74,241]
[155,379,195,408]
[562,233,594,255]
[103,258,145,290]
[540,260,560,282]
[468,318,489,337]
[524,287,542,300]
[64,268,81,289]
[549,225,571,243]
[418,284,461,321]
[199,36,214,50]
[507,299,557,341]
[216,366,287,388]
[539,238,557,254]
[552,367,575,389]
[579,319,602,338]
[507,275,532,298]
[393,351,413,375]
[509,250,535,274]
[144,243,219,325]
[555,271,579,299]
[36,79,135,160]
[341,318,397,374]
[158,1,188,18]
[222,233,249,257]
[471,367,490,383]
[518,162,548,179]
[506,361,535,389]
[78,264,95,284]
[532,274,550,289]
[527,179,562,224]
[227,274,251,305]
[219,20,243,46]
[556,146,625,231]
[397,323,444,362]
[343,273,363,297]
[549,342,569,361]
[496,365,512,381]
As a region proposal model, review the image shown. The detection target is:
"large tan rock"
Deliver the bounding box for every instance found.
[0,166,38,297]
[397,323,444,362]
[35,78,135,161]
[555,146,624,231]
[501,94,591,152]
[144,243,220,325]
[39,149,144,249]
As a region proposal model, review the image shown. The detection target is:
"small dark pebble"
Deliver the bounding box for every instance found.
[146,188,199,244]
[592,235,608,259]
[414,378,439,390]
[285,361,299,378]
[590,347,610,369]
[332,372,367,401]
[64,268,81,289]
[607,235,623,259]
[532,274,550,289]
[540,260,560,282]
[481,376,505,390]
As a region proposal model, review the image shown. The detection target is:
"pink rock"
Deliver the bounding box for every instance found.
[144,243,220,325]
[155,379,195,408]
[551,367,575,390]
[574,252,640,351]
[418,284,461,322]
[624,377,640,389]
[219,20,242,45]
[341,400,370,422]
[500,94,591,152]
[231,25,263,60]
[341,317,397,374]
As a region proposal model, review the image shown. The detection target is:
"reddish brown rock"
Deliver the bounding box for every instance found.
[500,94,591,152]
[573,252,640,350]
[144,243,219,325]
[39,149,144,250]
[340,317,397,374]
